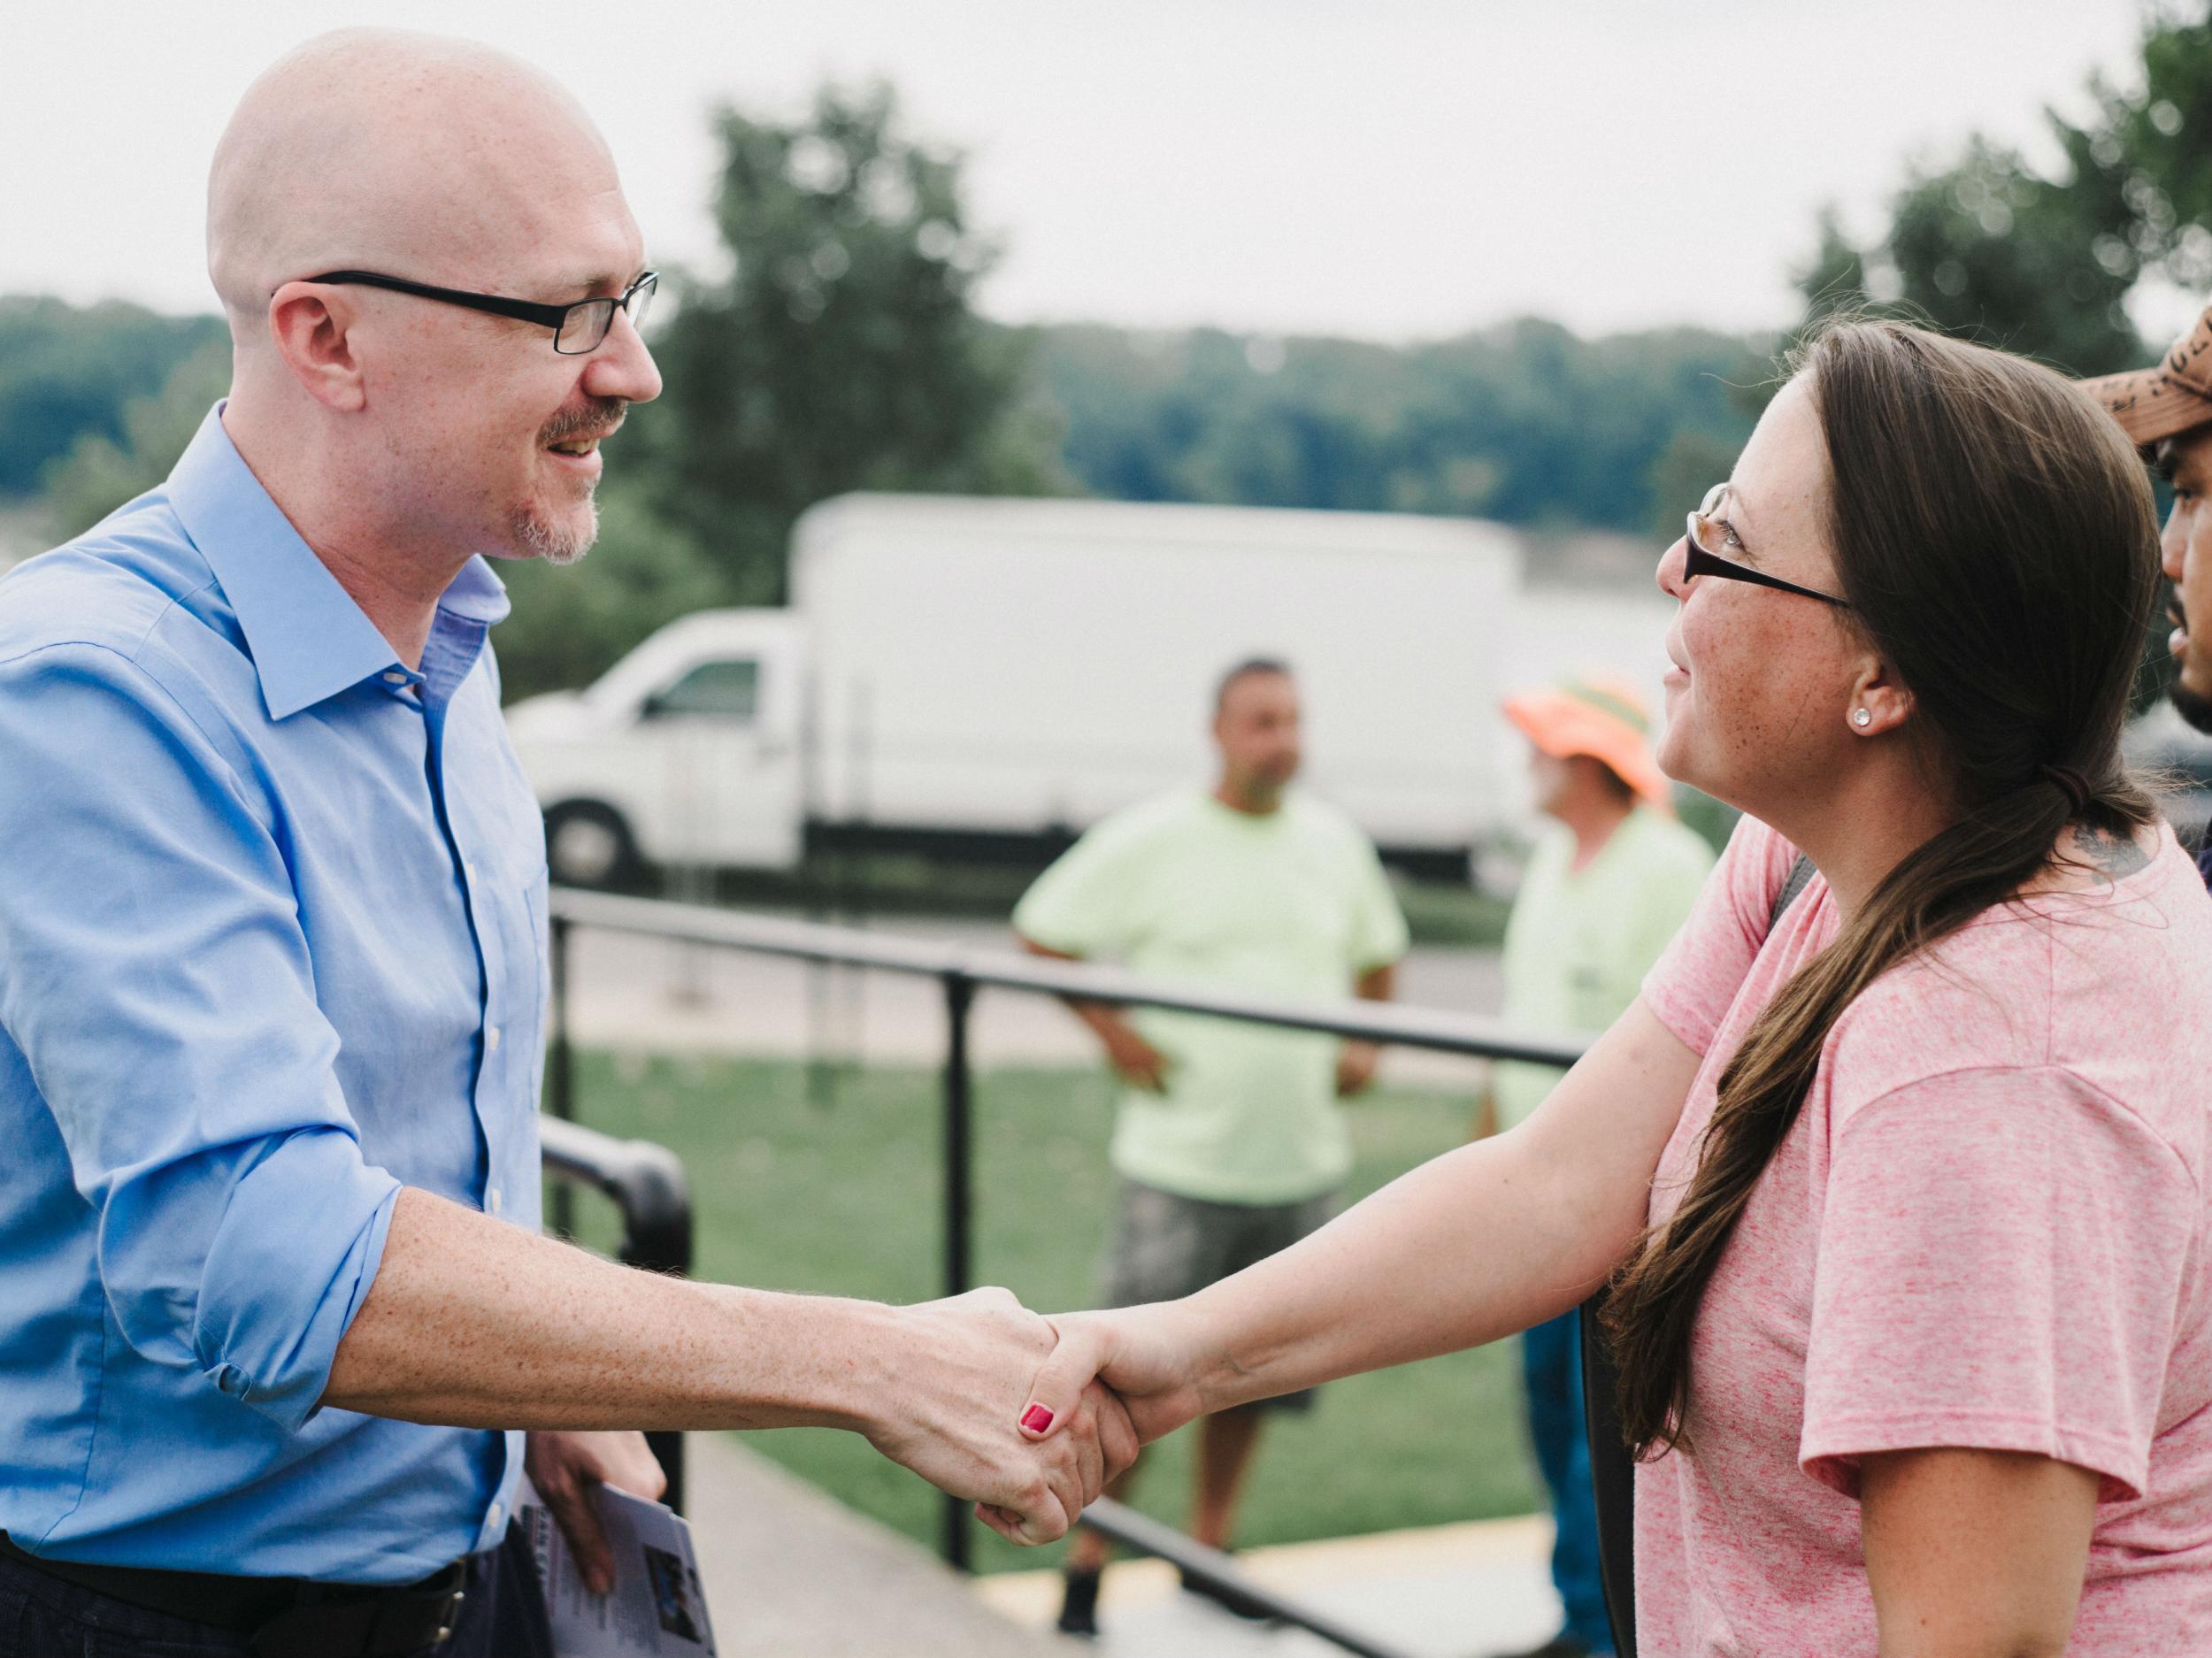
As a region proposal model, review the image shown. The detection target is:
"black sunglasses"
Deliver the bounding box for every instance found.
[1685,484,1850,607]
[304,270,657,355]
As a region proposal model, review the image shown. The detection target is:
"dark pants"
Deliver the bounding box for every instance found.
[0,1525,554,1658]
[1522,1309,1614,1654]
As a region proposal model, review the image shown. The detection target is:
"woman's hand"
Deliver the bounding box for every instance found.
[974,1302,1209,1545]
[862,1288,1141,1547]
[1013,1304,1214,1455]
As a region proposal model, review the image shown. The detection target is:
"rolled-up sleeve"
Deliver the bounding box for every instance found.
[0,643,399,1432]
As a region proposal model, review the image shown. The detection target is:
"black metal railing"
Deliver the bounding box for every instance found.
[543,887,1587,1653]
[1079,1498,1417,1658]
[540,1113,696,1514]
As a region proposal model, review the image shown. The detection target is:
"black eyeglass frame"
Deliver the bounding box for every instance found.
[1684,484,1851,608]
[303,269,657,355]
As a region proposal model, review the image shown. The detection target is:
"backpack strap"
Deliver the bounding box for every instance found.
[1769,852,1816,933]
[1579,850,1816,1655]
[1579,1295,1638,1655]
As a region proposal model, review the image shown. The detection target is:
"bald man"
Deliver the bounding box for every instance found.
[0,32,1126,1658]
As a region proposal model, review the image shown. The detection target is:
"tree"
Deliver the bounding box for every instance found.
[628,82,1065,603]
[1032,319,1765,535]
[1784,6,2212,376]
[2064,7,2212,313]
[1780,7,2212,714]
[0,296,226,501]
[1882,136,2141,373]
[42,338,231,541]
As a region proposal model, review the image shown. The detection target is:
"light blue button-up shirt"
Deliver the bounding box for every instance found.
[0,406,547,1583]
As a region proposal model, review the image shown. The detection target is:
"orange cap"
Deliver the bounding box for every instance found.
[2080,304,2212,449]
[1502,674,1673,809]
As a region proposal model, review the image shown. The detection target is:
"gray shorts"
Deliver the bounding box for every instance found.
[1096,1178,1337,1415]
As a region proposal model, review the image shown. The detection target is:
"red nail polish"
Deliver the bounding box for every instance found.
[1021,1404,1054,1432]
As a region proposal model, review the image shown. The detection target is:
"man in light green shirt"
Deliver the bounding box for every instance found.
[1016,659,1407,1634]
[1478,676,1712,1658]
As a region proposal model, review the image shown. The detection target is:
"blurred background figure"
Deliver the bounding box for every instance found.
[1013,658,1409,1637]
[1474,675,1714,1658]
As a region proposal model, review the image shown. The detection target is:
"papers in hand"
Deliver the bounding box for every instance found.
[521,1478,719,1657]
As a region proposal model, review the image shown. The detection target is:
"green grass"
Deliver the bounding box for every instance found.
[549,1052,1539,1572]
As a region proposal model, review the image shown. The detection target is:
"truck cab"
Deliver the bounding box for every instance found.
[504,610,805,886]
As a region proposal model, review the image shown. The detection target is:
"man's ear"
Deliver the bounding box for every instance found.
[265,282,367,412]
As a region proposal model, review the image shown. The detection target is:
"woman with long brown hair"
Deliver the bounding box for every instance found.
[1006,319,2212,1654]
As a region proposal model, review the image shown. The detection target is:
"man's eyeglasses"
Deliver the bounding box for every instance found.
[1685,483,1850,607]
[303,270,657,355]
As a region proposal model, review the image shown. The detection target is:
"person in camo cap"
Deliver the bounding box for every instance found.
[2082,303,2212,887]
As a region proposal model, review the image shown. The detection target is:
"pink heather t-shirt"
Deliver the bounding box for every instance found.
[1635,814,2212,1654]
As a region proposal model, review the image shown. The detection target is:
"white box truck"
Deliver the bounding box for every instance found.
[503,492,1671,887]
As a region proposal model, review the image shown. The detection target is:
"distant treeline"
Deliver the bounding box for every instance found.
[0,291,1760,544]
[0,296,224,499]
[17,0,2202,707]
[1037,319,1761,535]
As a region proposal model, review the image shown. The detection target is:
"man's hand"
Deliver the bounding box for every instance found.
[1335,1040,1381,1096]
[863,1288,1140,1546]
[1102,1024,1171,1094]
[524,1430,667,1596]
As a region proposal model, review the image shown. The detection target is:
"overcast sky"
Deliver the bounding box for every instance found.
[0,0,2158,342]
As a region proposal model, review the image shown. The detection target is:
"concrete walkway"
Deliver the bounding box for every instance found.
[684,1432,1081,1656]
[683,1431,1559,1658]
[974,1515,1559,1658]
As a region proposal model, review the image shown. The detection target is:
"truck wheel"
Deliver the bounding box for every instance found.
[544,802,640,890]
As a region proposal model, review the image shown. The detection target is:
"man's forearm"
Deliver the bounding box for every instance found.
[1354,961,1396,1003]
[323,1187,896,1432]
[1019,935,1152,1066]
[326,1188,1137,1544]
[1068,999,1143,1052]
[1022,938,1114,1037]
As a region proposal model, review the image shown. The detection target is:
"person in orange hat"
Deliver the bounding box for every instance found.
[1473,675,1713,1658]
[2083,309,2212,887]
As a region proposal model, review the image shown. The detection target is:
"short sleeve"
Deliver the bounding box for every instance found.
[1344,836,1409,972]
[1800,1067,2193,1501]
[1012,811,1153,958]
[1640,815,1798,1055]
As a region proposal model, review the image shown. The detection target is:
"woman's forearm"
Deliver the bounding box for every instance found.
[1171,999,1700,1410]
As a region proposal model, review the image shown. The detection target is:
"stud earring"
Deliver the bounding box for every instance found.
[1852,708,1872,729]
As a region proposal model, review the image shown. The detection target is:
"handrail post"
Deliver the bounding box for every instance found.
[939,970,976,1570]
[616,1148,695,1517]
[549,912,577,1238]
[537,1117,695,1516]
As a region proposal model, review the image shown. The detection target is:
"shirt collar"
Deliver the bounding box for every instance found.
[165,403,511,720]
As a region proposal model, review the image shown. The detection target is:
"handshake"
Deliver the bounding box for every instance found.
[855,1287,1208,1547]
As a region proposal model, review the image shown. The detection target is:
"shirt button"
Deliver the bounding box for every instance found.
[488,1501,503,1529]
[462,859,476,883]
[487,1187,503,1216]
[382,671,407,685]
[486,1024,502,1051]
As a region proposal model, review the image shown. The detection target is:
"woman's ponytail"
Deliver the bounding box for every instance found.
[1601,320,2162,1457]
